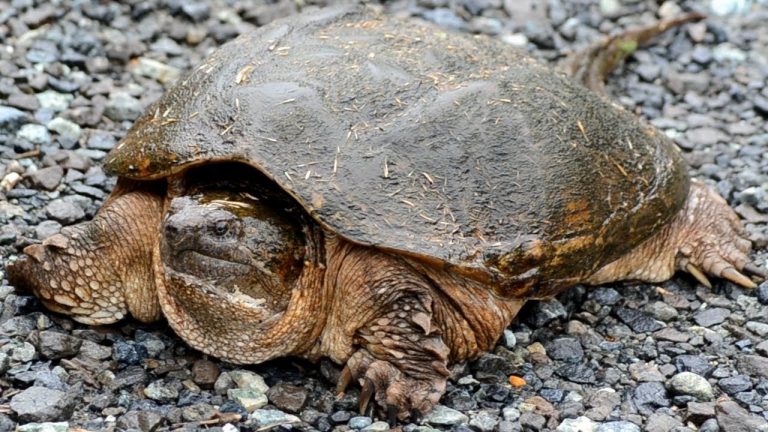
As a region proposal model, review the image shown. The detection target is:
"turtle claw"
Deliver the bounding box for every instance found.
[359,377,375,416]
[685,263,712,289]
[720,267,756,289]
[743,263,767,278]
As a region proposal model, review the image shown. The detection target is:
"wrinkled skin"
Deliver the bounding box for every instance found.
[5,7,766,422]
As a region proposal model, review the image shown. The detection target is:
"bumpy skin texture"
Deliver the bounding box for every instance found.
[104,5,689,298]
[5,6,763,423]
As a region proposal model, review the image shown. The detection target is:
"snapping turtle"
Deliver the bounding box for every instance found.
[7,5,764,420]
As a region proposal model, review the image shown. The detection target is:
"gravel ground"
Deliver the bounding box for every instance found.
[1,0,768,431]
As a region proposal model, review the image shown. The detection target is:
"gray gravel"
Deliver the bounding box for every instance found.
[1,0,768,431]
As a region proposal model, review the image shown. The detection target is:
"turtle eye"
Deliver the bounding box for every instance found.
[213,220,229,236]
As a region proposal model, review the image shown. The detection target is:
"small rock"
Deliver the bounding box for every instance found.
[737,355,768,378]
[45,199,85,224]
[191,359,219,389]
[361,421,390,432]
[214,372,236,395]
[181,403,216,422]
[229,370,269,393]
[633,382,670,415]
[227,389,267,412]
[32,331,81,359]
[519,412,547,430]
[9,386,75,423]
[556,363,596,384]
[596,421,641,432]
[587,287,621,305]
[266,383,307,413]
[718,375,752,395]
[17,124,52,145]
[249,409,300,429]
[143,380,179,403]
[36,91,73,112]
[686,401,716,424]
[745,321,768,336]
[0,105,28,132]
[715,400,768,432]
[524,299,567,327]
[468,410,499,432]
[180,2,211,22]
[658,1,683,19]
[645,413,683,432]
[330,411,352,423]
[112,340,147,365]
[104,93,143,122]
[615,308,664,332]
[128,57,182,85]
[557,416,596,432]
[29,166,64,191]
[349,416,372,429]
[750,280,768,304]
[115,410,164,432]
[423,405,468,426]
[693,307,730,327]
[502,329,516,348]
[546,337,583,362]
[710,0,753,16]
[16,422,69,432]
[668,372,714,401]
[46,118,81,148]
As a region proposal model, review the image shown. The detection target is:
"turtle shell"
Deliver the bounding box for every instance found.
[105,5,689,298]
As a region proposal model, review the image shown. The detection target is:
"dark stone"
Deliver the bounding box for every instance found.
[615,308,664,333]
[716,400,767,432]
[693,308,730,327]
[686,401,715,425]
[0,105,28,133]
[9,386,75,422]
[330,410,352,424]
[539,388,564,403]
[30,330,82,359]
[718,375,752,395]
[191,359,220,389]
[737,355,768,378]
[633,382,670,415]
[523,299,567,327]
[112,340,148,366]
[266,383,308,413]
[116,410,165,432]
[29,165,64,191]
[555,363,595,384]
[757,281,768,305]
[674,355,712,376]
[546,337,583,362]
[587,287,621,305]
[519,412,546,430]
[444,388,477,411]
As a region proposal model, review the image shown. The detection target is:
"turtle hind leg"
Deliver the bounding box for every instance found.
[586,180,764,289]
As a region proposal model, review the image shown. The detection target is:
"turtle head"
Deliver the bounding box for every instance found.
[156,173,325,364]
[161,192,305,316]
[6,180,165,325]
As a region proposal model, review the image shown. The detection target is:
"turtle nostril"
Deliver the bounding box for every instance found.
[165,223,180,238]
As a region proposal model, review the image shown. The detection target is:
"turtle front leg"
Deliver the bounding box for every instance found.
[6,180,164,324]
[587,179,764,288]
[328,247,450,423]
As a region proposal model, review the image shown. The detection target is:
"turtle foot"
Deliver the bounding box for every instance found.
[674,181,761,289]
[587,180,764,289]
[337,349,447,424]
